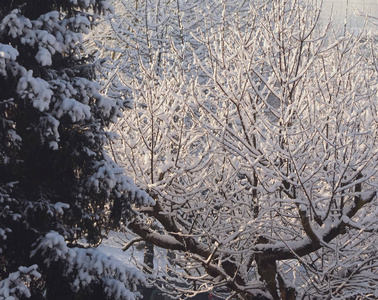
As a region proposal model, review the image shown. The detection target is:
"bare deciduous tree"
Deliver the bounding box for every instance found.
[95,0,378,299]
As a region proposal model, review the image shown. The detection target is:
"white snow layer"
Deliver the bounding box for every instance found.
[30,231,147,300]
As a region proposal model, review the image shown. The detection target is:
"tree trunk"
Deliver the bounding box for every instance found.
[143,242,154,274]
[255,255,280,300]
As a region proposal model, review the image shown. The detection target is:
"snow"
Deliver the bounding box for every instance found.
[0,265,41,300]
[98,231,168,275]
[53,202,70,214]
[0,44,19,76]
[0,0,377,298]
[7,129,21,143]
[61,97,91,122]
[31,232,148,299]
[94,0,378,297]
[103,278,139,300]
[0,44,19,61]
[17,70,53,112]
[0,10,32,39]
[87,155,154,206]
[39,114,60,148]
[35,47,52,66]
[0,0,157,298]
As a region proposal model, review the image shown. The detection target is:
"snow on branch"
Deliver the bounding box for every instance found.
[0,265,41,300]
[31,231,147,300]
[0,43,19,76]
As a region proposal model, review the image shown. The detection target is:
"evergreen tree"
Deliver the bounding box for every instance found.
[0,1,153,299]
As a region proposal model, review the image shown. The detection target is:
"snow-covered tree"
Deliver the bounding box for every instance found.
[87,0,250,285]
[88,0,250,110]
[0,0,153,299]
[104,0,378,299]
